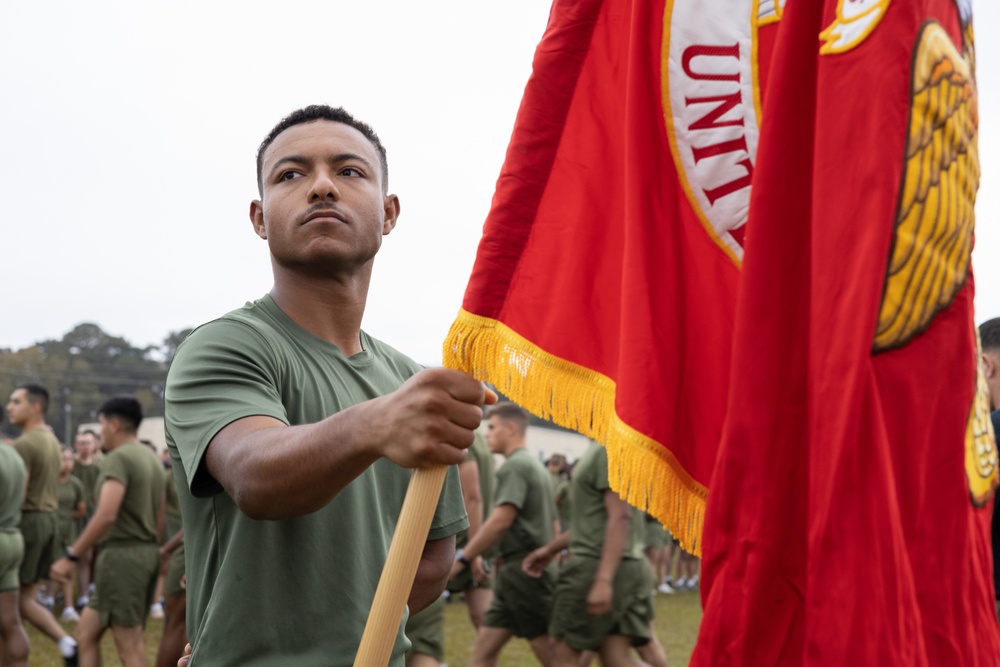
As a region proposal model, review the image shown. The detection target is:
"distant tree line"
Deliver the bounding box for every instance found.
[0,323,191,443]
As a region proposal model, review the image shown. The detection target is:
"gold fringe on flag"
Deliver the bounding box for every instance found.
[443,308,708,555]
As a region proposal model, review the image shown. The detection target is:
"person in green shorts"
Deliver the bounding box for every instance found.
[164,105,488,667]
[6,384,78,665]
[450,402,558,666]
[71,429,102,608]
[0,431,29,667]
[50,397,165,667]
[403,595,446,667]
[523,442,666,667]
[448,430,496,629]
[154,463,187,667]
[55,447,86,623]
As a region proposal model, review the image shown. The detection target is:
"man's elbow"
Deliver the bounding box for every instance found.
[409,537,455,613]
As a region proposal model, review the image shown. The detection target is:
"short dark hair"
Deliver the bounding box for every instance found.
[80,429,100,440]
[981,318,1000,355]
[98,396,143,433]
[256,105,389,196]
[487,402,529,435]
[16,384,49,414]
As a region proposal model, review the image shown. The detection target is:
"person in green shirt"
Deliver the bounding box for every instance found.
[54,446,86,624]
[165,105,491,667]
[522,442,666,667]
[71,429,102,608]
[50,397,165,667]
[6,384,78,665]
[450,402,558,667]
[0,430,29,667]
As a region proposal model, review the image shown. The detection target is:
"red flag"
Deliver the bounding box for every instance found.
[443,0,775,551]
[693,0,1000,664]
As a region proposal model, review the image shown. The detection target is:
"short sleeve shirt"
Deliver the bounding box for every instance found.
[98,441,165,545]
[13,428,61,513]
[163,466,182,540]
[72,460,102,514]
[456,432,496,552]
[56,476,85,522]
[165,295,468,667]
[569,442,644,560]
[493,447,557,558]
[0,445,26,533]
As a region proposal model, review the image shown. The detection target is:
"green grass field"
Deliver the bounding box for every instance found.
[23,588,702,666]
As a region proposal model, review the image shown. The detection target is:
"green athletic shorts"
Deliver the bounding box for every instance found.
[18,511,59,586]
[165,544,185,598]
[57,518,78,551]
[0,531,24,592]
[644,521,668,550]
[483,557,555,639]
[550,555,653,651]
[90,542,160,628]
[404,595,445,661]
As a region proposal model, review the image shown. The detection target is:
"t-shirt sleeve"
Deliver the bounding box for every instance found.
[427,463,470,541]
[100,451,127,487]
[165,318,289,498]
[493,457,529,510]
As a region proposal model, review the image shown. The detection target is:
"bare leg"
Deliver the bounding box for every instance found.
[550,638,580,667]
[18,583,67,642]
[75,607,104,667]
[154,592,187,667]
[77,548,94,603]
[464,587,493,630]
[0,589,29,667]
[469,626,513,667]
[528,634,553,667]
[598,635,650,667]
[110,623,149,667]
[636,624,667,667]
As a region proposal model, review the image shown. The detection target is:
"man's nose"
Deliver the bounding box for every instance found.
[309,170,341,200]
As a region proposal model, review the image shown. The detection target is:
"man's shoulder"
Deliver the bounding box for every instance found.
[14,428,59,452]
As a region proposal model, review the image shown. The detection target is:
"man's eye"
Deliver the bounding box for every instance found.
[280,171,302,181]
[341,167,362,177]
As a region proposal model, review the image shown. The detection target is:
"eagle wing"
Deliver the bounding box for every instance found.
[873,21,978,352]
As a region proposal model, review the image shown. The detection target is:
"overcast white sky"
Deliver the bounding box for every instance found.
[2,2,998,366]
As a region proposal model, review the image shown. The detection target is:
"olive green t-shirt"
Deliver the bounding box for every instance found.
[569,442,644,560]
[97,441,165,545]
[165,295,469,667]
[56,476,85,522]
[13,428,61,513]
[71,460,102,515]
[456,432,495,550]
[493,447,557,559]
[0,445,26,533]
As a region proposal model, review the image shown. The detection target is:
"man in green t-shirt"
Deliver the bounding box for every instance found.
[164,105,490,667]
[450,402,558,666]
[6,384,78,665]
[51,396,165,667]
[523,442,667,667]
[0,431,29,667]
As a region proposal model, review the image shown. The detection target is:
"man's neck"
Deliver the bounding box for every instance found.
[504,442,526,458]
[19,417,45,432]
[270,264,372,356]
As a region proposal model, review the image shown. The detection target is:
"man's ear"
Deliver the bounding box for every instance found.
[983,352,998,379]
[382,194,400,235]
[250,200,267,240]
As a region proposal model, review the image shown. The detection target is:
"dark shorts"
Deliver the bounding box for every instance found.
[57,518,78,551]
[18,511,59,586]
[483,557,554,639]
[550,555,653,651]
[404,595,445,661]
[0,531,24,592]
[90,542,159,628]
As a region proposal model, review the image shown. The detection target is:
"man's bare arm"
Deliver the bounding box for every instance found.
[409,535,456,613]
[588,490,632,616]
[205,368,494,520]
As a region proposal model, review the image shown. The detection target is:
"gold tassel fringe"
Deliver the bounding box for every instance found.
[443,308,707,556]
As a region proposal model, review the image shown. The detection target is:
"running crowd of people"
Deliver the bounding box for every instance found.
[0,385,187,667]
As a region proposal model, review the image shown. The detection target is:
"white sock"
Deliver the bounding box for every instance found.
[59,635,77,657]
